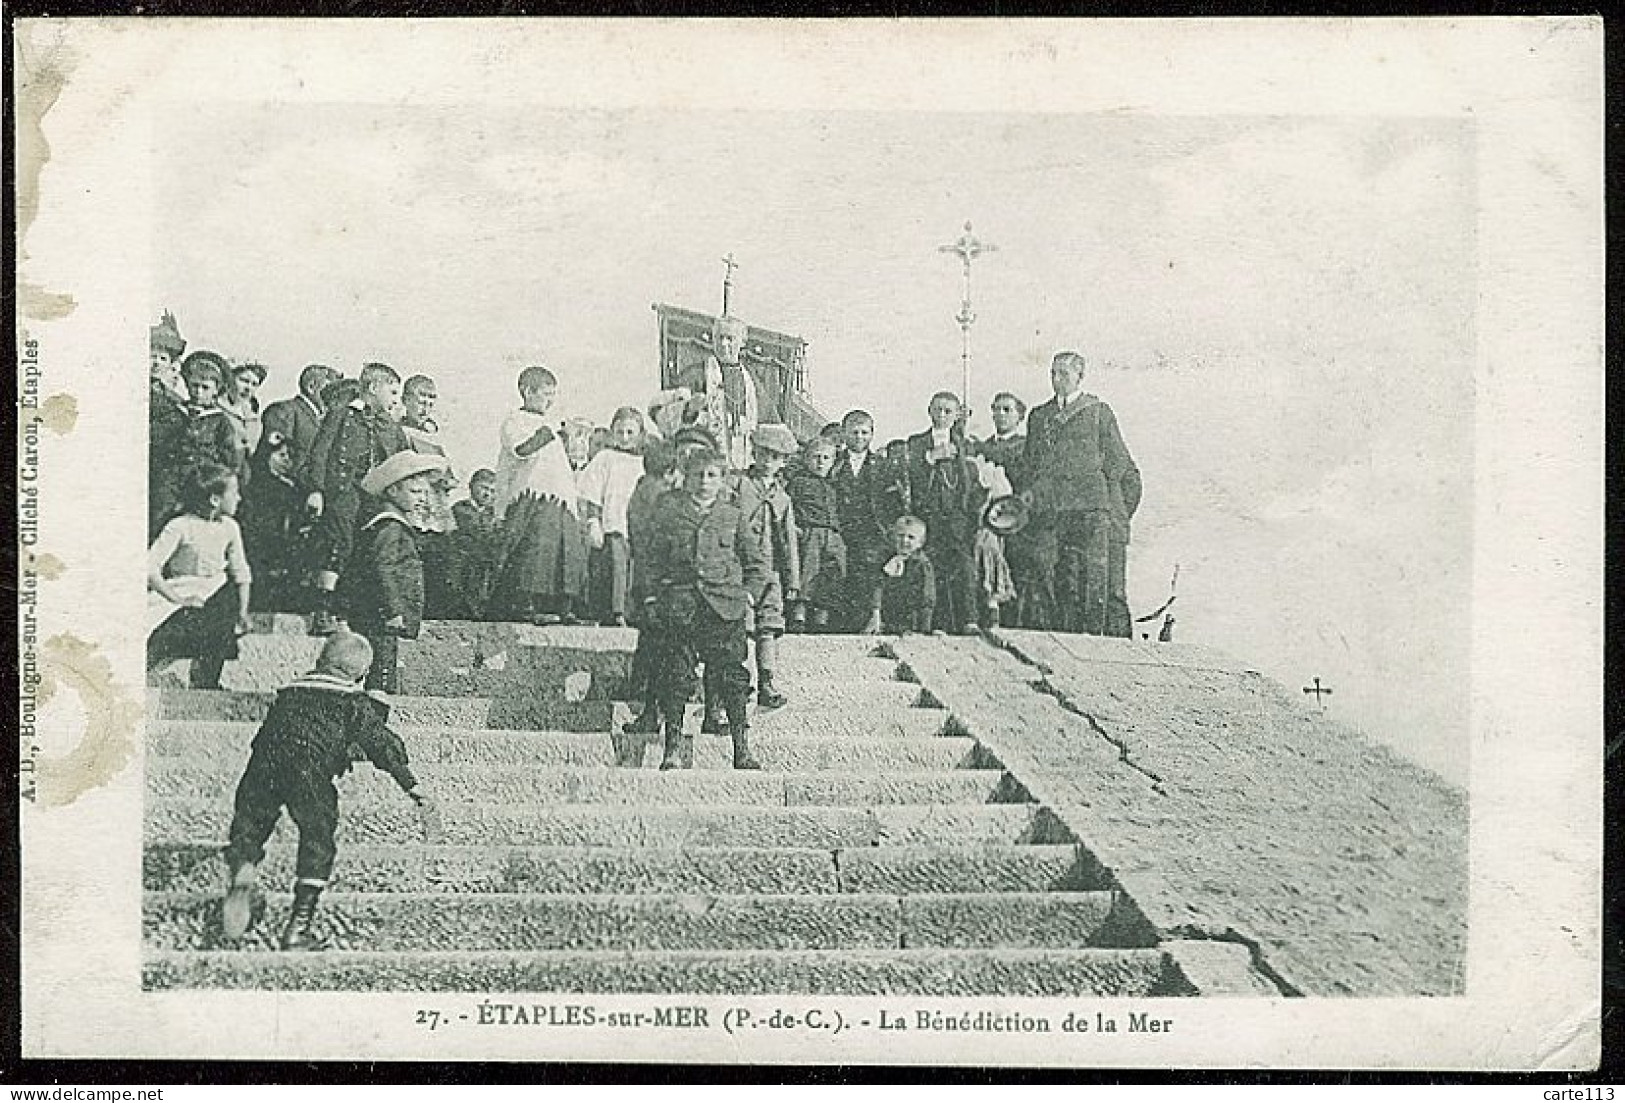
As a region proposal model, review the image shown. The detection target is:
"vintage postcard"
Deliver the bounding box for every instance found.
[13,17,1602,1068]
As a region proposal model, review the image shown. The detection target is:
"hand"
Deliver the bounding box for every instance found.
[384,614,406,633]
[783,587,800,603]
[234,614,252,637]
[306,491,324,518]
[410,790,443,843]
[586,518,605,550]
[860,613,881,636]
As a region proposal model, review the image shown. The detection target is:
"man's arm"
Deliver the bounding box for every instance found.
[1101,405,1142,519]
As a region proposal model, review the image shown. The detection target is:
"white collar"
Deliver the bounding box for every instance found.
[286,671,364,694]
[362,508,416,531]
[930,426,952,444]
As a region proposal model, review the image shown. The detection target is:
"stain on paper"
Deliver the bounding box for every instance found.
[32,552,66,580]
[35,633,141,806]
[15,26,81,321]
[39,393,79,434]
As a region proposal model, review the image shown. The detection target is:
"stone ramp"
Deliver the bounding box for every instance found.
[148,623,1240,995]
[890,630,1468,997]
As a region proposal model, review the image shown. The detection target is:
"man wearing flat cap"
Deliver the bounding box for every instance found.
[1022,350,1142,637]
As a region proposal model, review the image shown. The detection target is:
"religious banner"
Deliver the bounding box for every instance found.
[652,302,824,440]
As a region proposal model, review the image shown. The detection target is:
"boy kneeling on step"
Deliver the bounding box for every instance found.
[220,630,439,950]
[646,446,770,771]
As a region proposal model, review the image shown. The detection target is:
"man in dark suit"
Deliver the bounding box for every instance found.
[1023,350,1142,638]
[905,392,983,633]
[263,364,340,480]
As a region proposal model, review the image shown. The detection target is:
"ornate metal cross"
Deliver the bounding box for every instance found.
[938,221,996,404]
[1302,677,1334,706]
[720,253,739,316]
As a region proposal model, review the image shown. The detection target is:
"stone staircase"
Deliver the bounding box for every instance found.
[142,618,1229,995]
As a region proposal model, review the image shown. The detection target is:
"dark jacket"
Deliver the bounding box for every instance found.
[646,493,769,622]
[240,468,308,601]
[1024,394,1141,534]
[875,552,936,634]
[905,430,984,544]
[250,673,417,791]
[176,404,243,478]
[302,399,410,500]
[729,470,801,595]
[337,510,424,637]
[832,448,891,551]
[261,394,326,475]
[785,470,839,531]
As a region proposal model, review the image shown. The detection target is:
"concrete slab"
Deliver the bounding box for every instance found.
[146,800,1043,849]
[146,891,907,952]
[145,843,842,896]
[836,845,1104,895]
[149,722,981,772]
[143,947,1173,995]
[892,633,1468,996]
[148,762,1010,809]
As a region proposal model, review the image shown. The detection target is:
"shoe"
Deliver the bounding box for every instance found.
[221,860,259,943]
[529,613,562,626]
[623,707,661,736]
[756,680,787,711]
[309,610,339,636]
[279,882,326,951]
[700,708,727,735]
[603,614,628,628]
[730,726,763,771]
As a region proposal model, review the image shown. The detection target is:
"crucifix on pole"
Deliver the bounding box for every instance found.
[720,253,739,316]
[1302,677,1334,707]
[938,221,996,405]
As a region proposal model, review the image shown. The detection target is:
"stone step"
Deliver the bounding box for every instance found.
[147,800,1056,849]
[144,890,1121,953]
[153,689,494,727]
[149,762,1017,808]
[149,722,982,772]
[143,946,1173,995]
[144,843,1102,896]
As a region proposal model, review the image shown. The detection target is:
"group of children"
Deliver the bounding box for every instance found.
[148,313,1060,949]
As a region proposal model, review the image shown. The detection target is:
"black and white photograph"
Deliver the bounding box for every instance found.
[14,17,1602,1069]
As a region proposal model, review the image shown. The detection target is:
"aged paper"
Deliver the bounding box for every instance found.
[14,17,1601,1067]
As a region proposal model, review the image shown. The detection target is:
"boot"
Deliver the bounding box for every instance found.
[755,636,787,710]
[700,705,727,735]
[658,718,686,771]
[221,858,259,943]
[279,881,326,950]
[309,609,340,637]
[730,724,762,771]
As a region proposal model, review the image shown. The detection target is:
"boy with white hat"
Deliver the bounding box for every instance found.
[334,449,450,693]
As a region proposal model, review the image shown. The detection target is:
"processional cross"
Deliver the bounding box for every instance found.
[720,253,739,316]
[938,221,997,405]
[1302,677,1334,707]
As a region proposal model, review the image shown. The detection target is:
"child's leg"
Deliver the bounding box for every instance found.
[605,534,630,624]
[696,608,758,769]
[221,756,286,940]
[364,631,401,694]
[279,775,340,950]
[753,577,787,708]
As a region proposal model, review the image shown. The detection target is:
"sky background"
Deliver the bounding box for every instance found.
[156,106,1475,784]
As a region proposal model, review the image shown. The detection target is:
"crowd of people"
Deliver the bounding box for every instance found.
[146,311,1142,731]
[146,309,1143,947]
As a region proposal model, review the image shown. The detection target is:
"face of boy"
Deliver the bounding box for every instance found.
[844,420,873,454]
[215,476,242,517]
[471,480,496,509]
[688,463,725,503]
[386,473,432,517]
[404,386,436,424]
[807,445,837,476]
[523,383,556,415]
[928,396,961,430]
[612,418,641,450]
[893,523,925,555]
[991,397,1023,434]
[368,378,403,415]
[268,447,294,480]
[753,448,789,477]
[187,376,220,407]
